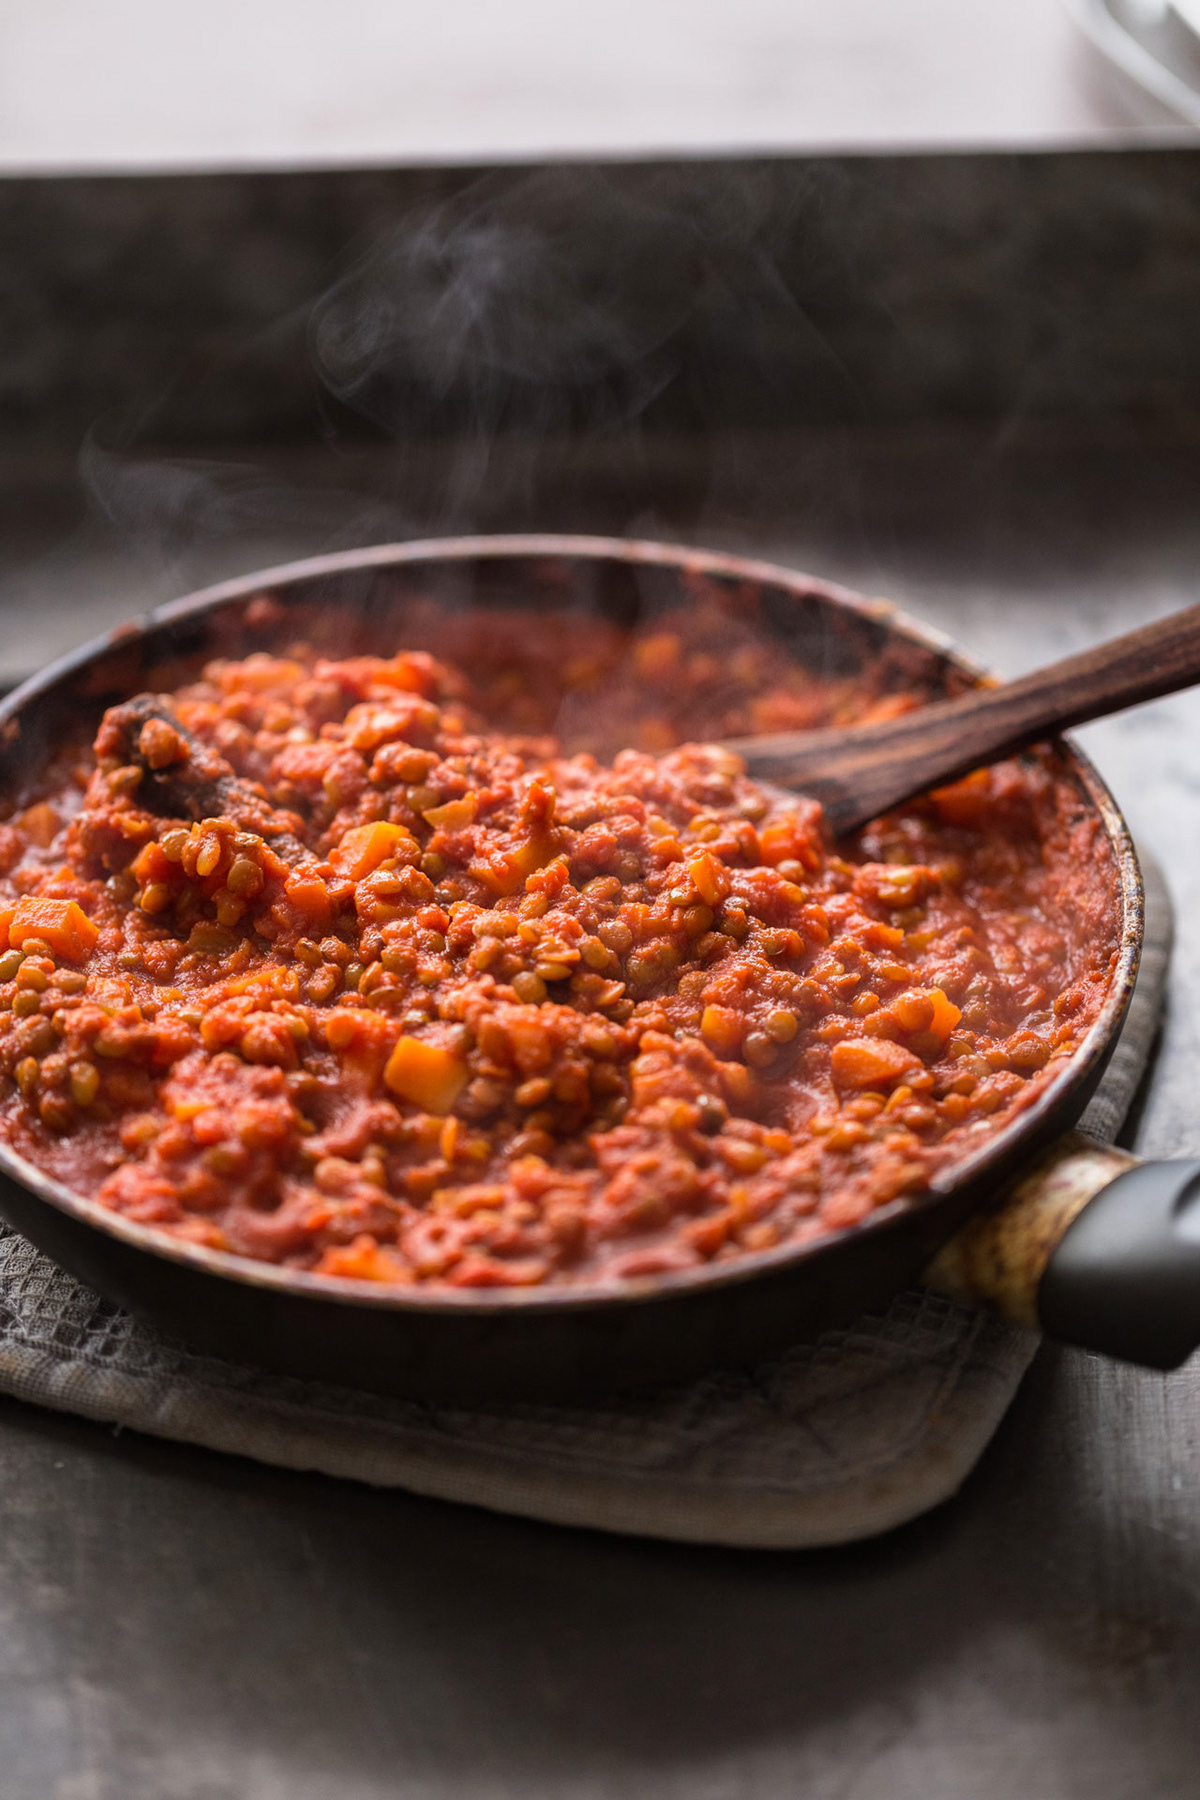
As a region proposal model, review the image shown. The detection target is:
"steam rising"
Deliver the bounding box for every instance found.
[79,166,859,570]
[80,442,286,564]
[312,172,701,436]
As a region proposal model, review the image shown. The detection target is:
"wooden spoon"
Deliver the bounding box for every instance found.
[723,601,1200,834]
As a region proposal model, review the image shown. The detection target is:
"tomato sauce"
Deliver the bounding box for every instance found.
[0,598,1121,1288]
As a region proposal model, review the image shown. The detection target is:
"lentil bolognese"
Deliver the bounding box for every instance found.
[0,598,1120,1288]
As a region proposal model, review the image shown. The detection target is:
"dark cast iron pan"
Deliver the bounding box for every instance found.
[0,536,1192,1404]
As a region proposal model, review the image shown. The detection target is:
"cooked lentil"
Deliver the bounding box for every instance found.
[0,604,1120,1288]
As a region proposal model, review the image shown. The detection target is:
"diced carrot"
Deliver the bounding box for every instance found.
[384,1036,469,1115]
[216,655,306,694]
[688,852,730,908]
[509,834,556,879]
[372,652,437,696]
[319,1009,392,1078]
[853,693,920,727]
[0,907,14,952]
[887,991,936,1034]
[282,871,332,927]
[928,986,963,1038]
[9,897,98,962]
[757,821,792,866]
[700,1004,744,1058]
[132,840,174,886]
[315,1234,414,1283]
[329,821,415,881]
[931,768,992,828]
[438,1115,460,1162]
[423,795,477,830]
[831,1037,923,1091]
[472,833,556,897]
[758,816,819,870]
[524,855,570,898]
[324,1009,362,1051]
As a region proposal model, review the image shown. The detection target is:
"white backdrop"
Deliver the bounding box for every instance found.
[0,0,1187,173]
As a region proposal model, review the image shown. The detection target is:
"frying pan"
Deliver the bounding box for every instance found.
[0,536,1191,1404]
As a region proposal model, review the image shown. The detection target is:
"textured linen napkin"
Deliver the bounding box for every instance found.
[0,856,1171,1549]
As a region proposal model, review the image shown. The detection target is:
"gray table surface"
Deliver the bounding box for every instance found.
[3,422,1200,1799]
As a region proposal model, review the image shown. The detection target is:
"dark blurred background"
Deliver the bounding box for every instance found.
[3,151,1200,679]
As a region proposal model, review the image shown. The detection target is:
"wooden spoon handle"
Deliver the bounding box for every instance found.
[727,601,1200,834]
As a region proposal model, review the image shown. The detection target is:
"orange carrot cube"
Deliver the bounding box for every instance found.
[758,817,818,870]
[9,897,98,962]
[931,768,992,828]
[928,987,963,1038]
[132,841,174,887]
[688,853,730,908]
[282,871,332,927]
[831,1037,922,1091]
[373,652,437,696]
[888,991,936,1035]
[861,921,904,951]
[330,821,415,881]
[384,1036,468,1114]
[472,833,556,897]
[423,795,477,830]
[315,1234,414,1283]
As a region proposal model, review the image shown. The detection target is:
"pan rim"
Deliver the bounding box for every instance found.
[0,534,1144,1320]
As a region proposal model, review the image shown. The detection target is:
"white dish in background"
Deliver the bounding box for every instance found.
[0,0,1186,175]
[1068,0,1200,124]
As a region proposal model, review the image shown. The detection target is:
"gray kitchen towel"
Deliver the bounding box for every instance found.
[0,854,1172,1549]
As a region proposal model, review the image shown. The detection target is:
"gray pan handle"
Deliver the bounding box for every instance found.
[1038,1158,1200,1368]
[925,1134,1200,1369]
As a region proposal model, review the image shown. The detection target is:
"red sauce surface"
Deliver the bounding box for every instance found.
[0,599,1121,1288]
